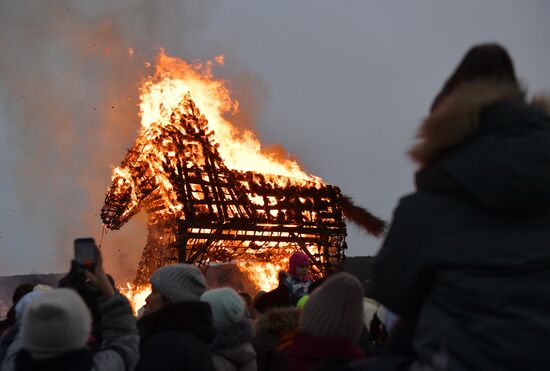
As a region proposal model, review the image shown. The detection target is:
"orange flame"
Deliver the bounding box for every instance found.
[236,260,288,292]
[136,50,321,184]
[119,283,151,315]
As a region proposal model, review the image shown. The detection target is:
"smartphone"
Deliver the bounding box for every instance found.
[74,238,98,271]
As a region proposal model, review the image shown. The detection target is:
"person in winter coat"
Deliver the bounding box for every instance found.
[254,271,291,314]
[0,284,36,365]
[201,287,257,371]
[0,252,139,371]
[282,272,365,371]
[373,43,550,371]
[284,251,312,305]
[135,263,216,371]
[0,284,34,338]
[252,306,301,371]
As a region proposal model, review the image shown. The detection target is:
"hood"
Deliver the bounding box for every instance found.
[254,306,301,337]
[411,80,550,213]
[212,319,254,350]
[253,284,291,314]
[137,301,216,344]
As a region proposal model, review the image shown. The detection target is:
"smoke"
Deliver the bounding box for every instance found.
[0,0,238,281]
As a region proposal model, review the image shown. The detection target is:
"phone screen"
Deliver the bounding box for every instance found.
[74,238,97,270]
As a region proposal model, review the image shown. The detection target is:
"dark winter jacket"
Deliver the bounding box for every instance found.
[13,349,93,371]
[0,324,17,365]
[374,80,550,370]
[284,276,311,306]
[252,307,301,371]
[2,293,139,371]
[135,301,217,371]
[0,307,15,336]
[254,283,291,314]
[211,320,257,371]
[285,334,364,371]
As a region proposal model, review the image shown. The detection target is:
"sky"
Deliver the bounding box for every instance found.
[1,1,550,280]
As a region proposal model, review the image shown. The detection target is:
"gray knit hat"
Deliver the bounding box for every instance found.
[201,287,245,329]
[20,288,91,358]
[300,272,364,343]
[150,263,207,303]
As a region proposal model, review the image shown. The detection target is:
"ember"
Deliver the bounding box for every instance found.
[101,51,385,292]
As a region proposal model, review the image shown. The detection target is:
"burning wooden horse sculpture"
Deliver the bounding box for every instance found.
[101,94,385,285]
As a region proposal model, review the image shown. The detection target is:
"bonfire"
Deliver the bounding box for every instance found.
[101,52,385,303]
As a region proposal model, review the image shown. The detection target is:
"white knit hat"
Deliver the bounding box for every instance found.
[15,291,45,322]
[301,272,364,343]
[201,287,245,329]
[20,288,91,358]
[150,263,207,303]
[33,284,53,292]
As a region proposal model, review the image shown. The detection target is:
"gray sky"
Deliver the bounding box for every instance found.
[1,0,550,280]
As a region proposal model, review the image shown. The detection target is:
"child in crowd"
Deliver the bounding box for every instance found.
[284,251,312,305]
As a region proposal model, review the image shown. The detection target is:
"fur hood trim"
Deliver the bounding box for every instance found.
[409,80,529,166]
[212,319,254,350]
[255,306,301,337]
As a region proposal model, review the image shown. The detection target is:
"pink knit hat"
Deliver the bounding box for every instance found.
[288,251,309,276]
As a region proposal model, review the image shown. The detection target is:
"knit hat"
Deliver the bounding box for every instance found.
[300,272,364,343]
[288,251,309,276]
[33,284,53,292]
[20,288,91,358]
[15,291,46,322]
[201,287,245,329]
[151,263,207,303]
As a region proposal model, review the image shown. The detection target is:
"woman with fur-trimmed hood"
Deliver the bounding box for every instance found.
[373,43,550,370]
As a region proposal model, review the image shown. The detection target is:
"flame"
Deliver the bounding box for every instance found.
[119,283,151,315]
[136,50,321,184]
[236,260,288,292]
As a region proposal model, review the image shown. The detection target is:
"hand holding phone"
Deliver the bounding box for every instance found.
[74,237,115,298]
[74,238,98,272]
[83,251,116,298]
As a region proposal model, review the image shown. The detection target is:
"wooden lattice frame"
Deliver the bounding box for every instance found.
[102,96,348,285]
